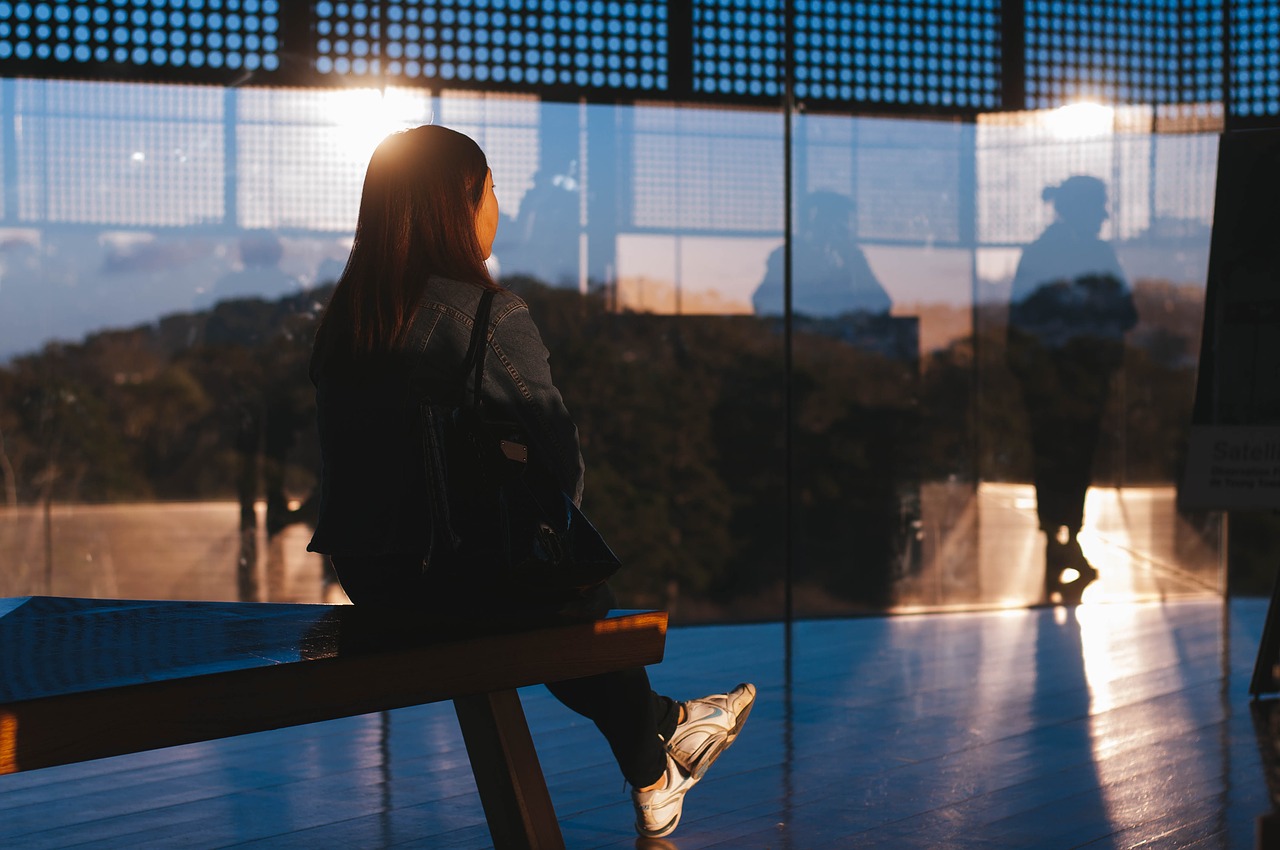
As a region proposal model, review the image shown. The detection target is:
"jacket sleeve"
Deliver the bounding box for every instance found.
[484,298,586,505]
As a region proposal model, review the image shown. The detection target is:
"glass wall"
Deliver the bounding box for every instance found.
[786,114,974,614]
[973,106,1223,608]
[0,78,1223,620]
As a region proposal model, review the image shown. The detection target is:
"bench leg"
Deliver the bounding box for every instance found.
[454,689,565,850]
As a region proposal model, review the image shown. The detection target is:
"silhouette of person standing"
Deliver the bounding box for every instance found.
[752,191,891,317]
[1007,176,1137,604]
[509,165,581,286]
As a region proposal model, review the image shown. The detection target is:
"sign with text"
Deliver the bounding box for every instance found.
[1182,425,1280,509]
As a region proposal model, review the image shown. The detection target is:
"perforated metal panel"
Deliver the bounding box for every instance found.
[631,106,782,232]
[0,83,4,220]
[976,105,1169,246]
[314,0,669,92]
[14,80,225,227]
[1232,0,1280,117]
[692,0,1001,109]
[801,114,968,242]
[977,111,1101,245]
[0,0,280,72]
[1110,130,1152,239]
[1181,0,1224,106]
[1152,132,1218,229]
[0,0,1268,152]
[0,1,1268,124]
[794,0,1001,109]
[854,117,966,242]
[1025,0,1181,109]
[692,0,784,98]
[235,87,437,231]
[436,91,542,220]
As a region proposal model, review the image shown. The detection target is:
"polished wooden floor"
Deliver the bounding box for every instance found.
[0,597,1273,849]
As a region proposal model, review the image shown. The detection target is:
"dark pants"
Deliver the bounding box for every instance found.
[1015,348,1116,536]
[330,554,678,787]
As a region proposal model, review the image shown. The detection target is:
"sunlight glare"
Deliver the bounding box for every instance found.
[328,88,432,162]
[1043,101,1115,140]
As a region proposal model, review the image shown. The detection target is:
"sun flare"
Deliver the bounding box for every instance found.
[1043,100,1115,140]
[327,88,433,162]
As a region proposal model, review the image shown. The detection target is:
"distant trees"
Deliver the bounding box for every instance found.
[0,290,325,506]
[0,275,1210,613]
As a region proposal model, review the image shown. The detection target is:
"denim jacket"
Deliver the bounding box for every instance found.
[307,275,585,557]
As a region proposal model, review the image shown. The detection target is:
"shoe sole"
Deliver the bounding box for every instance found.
[634,770,694,838]
[637,810,681,839]
[682,687,756,780]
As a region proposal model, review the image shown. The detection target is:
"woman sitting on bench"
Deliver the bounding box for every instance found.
[306,123,755,840]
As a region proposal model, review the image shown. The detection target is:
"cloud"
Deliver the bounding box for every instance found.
[100,232,218,274]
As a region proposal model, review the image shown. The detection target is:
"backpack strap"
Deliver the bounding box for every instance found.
[460,288,497,407]
[420,287,498,564]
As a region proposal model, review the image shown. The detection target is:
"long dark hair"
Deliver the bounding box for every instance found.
[318,125,498,355]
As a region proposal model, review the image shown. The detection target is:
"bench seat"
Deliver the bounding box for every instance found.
[0,596,667,849]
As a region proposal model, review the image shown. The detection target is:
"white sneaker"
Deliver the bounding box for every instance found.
[632,755,698,838]
[665,682,756,780]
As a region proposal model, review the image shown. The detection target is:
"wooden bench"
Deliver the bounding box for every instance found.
[0,596,667,849]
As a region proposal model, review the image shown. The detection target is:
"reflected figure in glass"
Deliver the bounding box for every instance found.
[507,163,581,287]
[1007,176,1137,604]
[752,190,891,318]
[199,230,303,308]
[751,190,919,609]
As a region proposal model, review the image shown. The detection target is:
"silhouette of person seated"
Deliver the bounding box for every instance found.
[1007,175,1138,604]
[752,191,891,318]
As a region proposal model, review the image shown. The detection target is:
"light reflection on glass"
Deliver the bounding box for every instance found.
[1044,101,1117,140]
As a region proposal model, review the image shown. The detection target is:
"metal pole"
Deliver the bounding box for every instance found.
[783,0,795,640]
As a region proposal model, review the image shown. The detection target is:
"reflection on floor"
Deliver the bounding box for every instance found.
[0,485,1225,615]
[0,598,1269,848]
[0,501,342,604]
[900,483,1221,611]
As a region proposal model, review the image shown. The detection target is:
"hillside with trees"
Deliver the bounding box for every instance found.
[0,275,1215,612]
